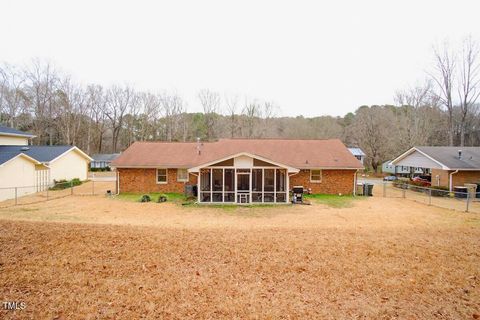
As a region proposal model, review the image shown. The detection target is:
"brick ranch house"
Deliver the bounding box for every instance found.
[391,146,480,191]
[111,139,364,204]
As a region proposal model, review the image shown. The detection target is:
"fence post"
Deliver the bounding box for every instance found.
[466,192,470,213]
[70,181,73,195]
[15,187,18,205]
[428,188,432,206]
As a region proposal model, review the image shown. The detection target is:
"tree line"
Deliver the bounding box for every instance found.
[0,38,479,172]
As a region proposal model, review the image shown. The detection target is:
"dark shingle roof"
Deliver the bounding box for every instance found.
[0,125,36,137]
[416,146,480,169]
[92,153,120,162]
[0,145,73,164]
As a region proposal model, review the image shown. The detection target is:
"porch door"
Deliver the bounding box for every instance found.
[236,171,250,203]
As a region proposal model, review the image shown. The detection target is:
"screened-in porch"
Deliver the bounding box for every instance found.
[198,167,288,204]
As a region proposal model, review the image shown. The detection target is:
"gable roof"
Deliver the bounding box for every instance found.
[111,139,364,169]
[0,145,92,164]
[391,146,480,170]
[0,125,36,138]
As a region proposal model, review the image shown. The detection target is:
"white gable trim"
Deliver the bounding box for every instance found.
[0,153,42,167]
[47,146,93,164]
[187,152,300,173]
[391,147,450,170]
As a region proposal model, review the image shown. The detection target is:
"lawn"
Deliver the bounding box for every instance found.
[116,192,357,208]
[305,193,359,208]
[115,192,187,203]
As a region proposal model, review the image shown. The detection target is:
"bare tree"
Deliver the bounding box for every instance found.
[351,106,396,172]
[241,98,261,138]
[137,92,161,141]
[458,36,480,146]
[224,93,239,138]
[394,80,439,147]
[24,59,60,145]
[159,91,185,141]
[105,85,135,152]
[198,89,220,140]
[430,41,456,146]
[0,63,28,128]
[86,85,108,153]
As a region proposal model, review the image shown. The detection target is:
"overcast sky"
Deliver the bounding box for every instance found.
[1,0,479,117]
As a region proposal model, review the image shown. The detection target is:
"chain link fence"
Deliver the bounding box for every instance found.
[0,179,117,209]
[380,181,480,213]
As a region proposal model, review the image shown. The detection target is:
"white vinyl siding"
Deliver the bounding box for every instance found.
[395,150,442,169]
[156,169,167,184]
[48,149,89,183]
[0,135,29,145]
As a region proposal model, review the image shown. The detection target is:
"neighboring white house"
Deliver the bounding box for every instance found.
[91,153,120,169]
[0,153,49,201]
[0,125,92,201]
[0,125,35,145]
[348,147,366,165]
[0,145,92,184]
[382,160,427,176]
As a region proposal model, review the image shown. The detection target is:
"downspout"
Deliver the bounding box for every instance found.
[115,170,120,195]
[449,170,459,192]
[353,169,360,196]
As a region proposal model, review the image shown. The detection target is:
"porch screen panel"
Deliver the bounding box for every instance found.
[264,169,275,202]
[276,169,287,203]
[212,169,223,202]
[224,169,235,202]
[200,169,211,202]
[252,169,263,202]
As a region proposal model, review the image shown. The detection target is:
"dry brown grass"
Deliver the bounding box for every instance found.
[0,195,479,319]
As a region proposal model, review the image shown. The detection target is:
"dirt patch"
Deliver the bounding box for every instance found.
[1,190,478,230]
[1,219,479,319]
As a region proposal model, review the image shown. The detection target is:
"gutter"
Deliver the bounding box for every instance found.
[449,170,459,192]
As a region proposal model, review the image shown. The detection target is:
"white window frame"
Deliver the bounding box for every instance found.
[177,168,189,182]
[156,168,168,184]
[310,169,322,183]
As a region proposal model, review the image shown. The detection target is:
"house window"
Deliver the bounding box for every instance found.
[156,169,167,184]
[310,169,322,182]
[177,169,188,182]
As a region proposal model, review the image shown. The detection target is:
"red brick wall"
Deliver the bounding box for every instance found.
[430,169,480,188]
[452,171,480,187]
[118,168,197,193]
[118,168,356,195]
[431,169,450,187]
[290,169,356,195]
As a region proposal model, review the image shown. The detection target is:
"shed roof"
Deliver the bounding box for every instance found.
[0,125,36,138]
[111,139,363,169]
